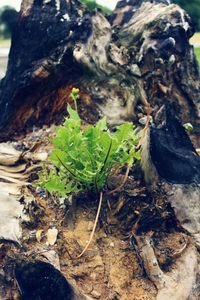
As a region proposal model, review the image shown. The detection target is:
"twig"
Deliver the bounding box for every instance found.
[76,191,103,258]
[106,164,131,196]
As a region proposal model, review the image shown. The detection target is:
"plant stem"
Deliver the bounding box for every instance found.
[56,154,90,184]
[74,98,78,112]
[76,191,103,258]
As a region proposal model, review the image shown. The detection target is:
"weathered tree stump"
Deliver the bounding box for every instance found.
[0,0,199,144]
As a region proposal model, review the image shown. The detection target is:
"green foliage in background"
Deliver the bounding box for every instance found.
[39,89,140,197]
[80,0,111,14]
[172,0,200,30]
[194,48,200,66]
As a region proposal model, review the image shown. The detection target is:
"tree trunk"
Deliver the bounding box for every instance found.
[0,0,199,144]
[0,2,200,298]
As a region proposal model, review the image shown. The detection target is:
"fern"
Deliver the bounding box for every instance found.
[39,94,140,197]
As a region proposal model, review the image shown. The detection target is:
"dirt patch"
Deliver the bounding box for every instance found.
[21,195,157,300]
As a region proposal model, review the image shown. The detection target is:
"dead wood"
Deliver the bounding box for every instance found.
[0,1,200,298]
[15,259,92,300]
[141,105,200,250]
[134,234,198,300]
[0,0,199,145]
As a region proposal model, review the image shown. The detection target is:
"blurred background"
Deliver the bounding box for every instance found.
[0,0,199,79]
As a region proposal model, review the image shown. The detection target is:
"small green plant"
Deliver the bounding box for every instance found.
[39,89,140,198]
[183,122,193,132]
[39,88,141,258]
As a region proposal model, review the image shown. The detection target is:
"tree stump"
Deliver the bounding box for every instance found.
[0,0,199,144]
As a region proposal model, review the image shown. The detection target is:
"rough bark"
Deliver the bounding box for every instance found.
[141,104,200,246]
[0,0,199,144]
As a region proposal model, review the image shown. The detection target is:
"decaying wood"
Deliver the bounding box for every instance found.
[0,0,200,298]
[141,105,200,250]
[15,259,92,300]
[0,144,27,243]
[0,141,46,244]
[0,163,26,173]
[0,191,24,243]
[134,234,198,300]
[138,105,200,298]
[0,0,199,145]
[167,184,200,248]
[0,182,29,244]
[0,143,22,165]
